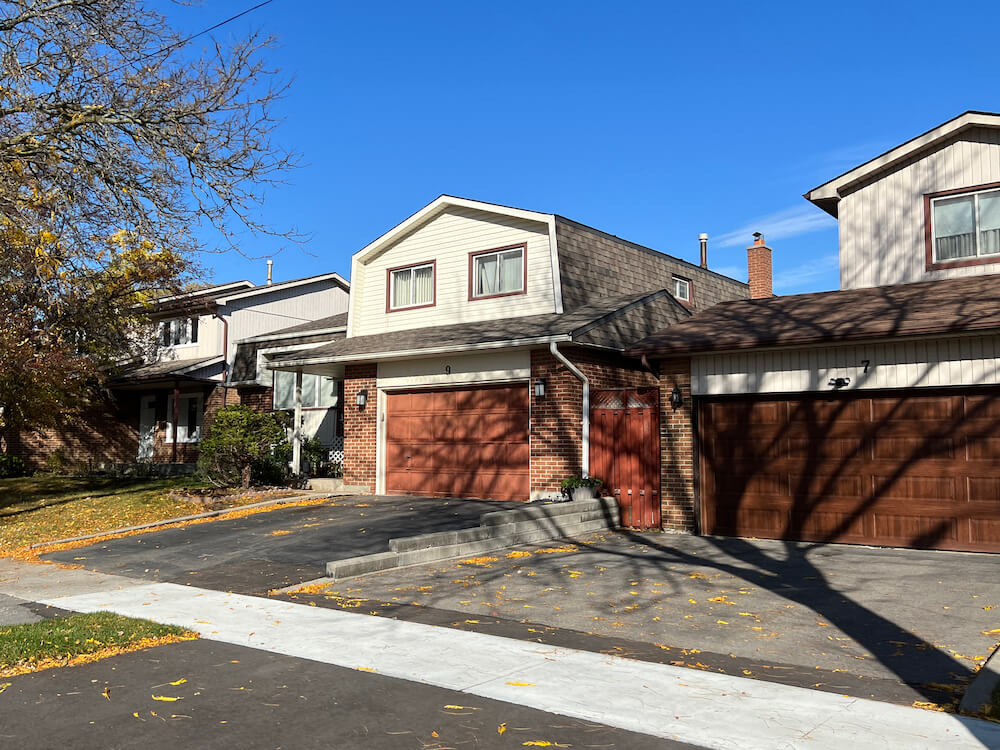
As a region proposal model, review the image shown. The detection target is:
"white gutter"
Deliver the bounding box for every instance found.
[549,341,589,478]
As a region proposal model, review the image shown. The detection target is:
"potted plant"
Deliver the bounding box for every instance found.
[560,475,603,502]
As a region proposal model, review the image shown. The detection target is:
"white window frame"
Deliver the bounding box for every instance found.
[273,371,340,410]
[930,187,1000,263]
[672,275,691,302]
[166,392,203,444]
[160,317,200,349]
[388,262,435,310]
[471,245,525,299]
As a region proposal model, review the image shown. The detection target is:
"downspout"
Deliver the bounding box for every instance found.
[549,341,589,478]
[214,311,229,407]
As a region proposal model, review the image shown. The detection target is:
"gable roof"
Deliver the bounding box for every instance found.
[626,274,1000,357]
[806,111,1000,217]
[237,313,348,344]
[149,273,348,316]
[270,290,687,368]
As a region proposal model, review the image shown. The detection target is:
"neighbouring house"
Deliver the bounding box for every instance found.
[266,195,748,514]
[7,271,350,472]
[628,110,1000,554]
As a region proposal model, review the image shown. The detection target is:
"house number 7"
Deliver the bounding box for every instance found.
[861,359,870,373]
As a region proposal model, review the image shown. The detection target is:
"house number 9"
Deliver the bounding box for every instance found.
[444,365,452,374]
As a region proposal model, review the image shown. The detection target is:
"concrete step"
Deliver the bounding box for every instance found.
[326,499,619,580]
[307,477,370,494]
[387,508,615,554]
[479,497,617,527]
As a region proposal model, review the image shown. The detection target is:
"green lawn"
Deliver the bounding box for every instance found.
[0,474,214,553]
[0,612,193,676]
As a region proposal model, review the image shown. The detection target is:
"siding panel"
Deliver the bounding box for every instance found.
[841,127,1000,288]
[692,334,1000,396]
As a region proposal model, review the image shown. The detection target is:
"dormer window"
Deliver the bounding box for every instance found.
[672,275,691,303]
[388,261,435,311]
[160,317,199,347]
[929,185,1000,265]
[470,244,525,300]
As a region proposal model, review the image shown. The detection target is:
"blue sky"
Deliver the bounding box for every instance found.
[159,1,1000,294]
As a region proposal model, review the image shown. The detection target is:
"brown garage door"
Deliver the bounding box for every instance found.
[700,390,1000,553]
[385,384,530,501]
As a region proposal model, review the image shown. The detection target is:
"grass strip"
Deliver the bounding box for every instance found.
[0,611,196,677]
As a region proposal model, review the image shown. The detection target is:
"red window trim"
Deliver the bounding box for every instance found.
[385,259,437,313]
[672,273,694,307]
[468,243,528,301]
[924,181,1000,271]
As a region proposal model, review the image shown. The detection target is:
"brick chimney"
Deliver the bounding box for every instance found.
[747,232,772,299]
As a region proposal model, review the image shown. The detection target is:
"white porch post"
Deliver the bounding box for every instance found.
[292,370,303,475]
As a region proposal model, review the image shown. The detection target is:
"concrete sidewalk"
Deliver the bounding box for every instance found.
[3,559,999,750]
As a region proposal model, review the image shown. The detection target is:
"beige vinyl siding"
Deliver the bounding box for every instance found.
[840,127,1000,289]
[226,282,349,364]
[156,313,221,363]
[692,334,1000,396]
[352,207,556,336]
[376,350,531,390]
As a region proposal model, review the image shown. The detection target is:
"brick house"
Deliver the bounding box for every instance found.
[628,111,1000,554]
[7,273,350,471]
[267,195,747,519]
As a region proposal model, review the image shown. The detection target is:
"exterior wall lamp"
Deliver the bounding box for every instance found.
[669,385,684,410]
[534,378,546,398]
[356,388,368,408]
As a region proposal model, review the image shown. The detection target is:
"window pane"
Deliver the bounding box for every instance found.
[391,268,411,308]
[302,373,317,408]
[274,370,294,409]
[934,196,976,260]
[980,192,1000,255]
[161,322,171,347]
[475,254,498,296]
[413,265,433,304]
[185,397,200,442]
[318,377,338,408]
[500,250,523,293]
[673,277,689,300]
[190,317,199,344]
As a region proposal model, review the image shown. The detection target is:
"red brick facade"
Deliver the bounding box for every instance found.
[342,363,377,490]
[529,348,659,497]
[657,358,696,532]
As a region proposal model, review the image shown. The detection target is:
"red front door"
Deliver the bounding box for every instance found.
[590,388,661,529]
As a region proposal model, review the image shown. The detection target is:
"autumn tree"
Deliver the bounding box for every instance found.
[0,0,295,445]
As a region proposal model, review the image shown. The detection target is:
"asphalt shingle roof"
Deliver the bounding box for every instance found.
[627,274,1000,357]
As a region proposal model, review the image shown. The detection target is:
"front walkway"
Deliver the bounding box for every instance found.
[2,558,998,750]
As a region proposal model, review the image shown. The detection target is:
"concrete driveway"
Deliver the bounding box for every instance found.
[279,530,1000,708]
[42,495,521,594]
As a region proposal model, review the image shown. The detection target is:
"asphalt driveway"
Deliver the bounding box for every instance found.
[42,495,521,594]
[280,530,1000,708]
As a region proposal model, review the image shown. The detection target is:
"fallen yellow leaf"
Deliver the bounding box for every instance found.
[498,723,507,735]
[506,681,535,687]
[151,695,181,702]
[169,678,187,686]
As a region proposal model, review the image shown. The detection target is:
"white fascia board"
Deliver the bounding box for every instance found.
[214,272,348,304]
[353,195,554,265]
[266,334,573,370]
[154,281,254,305]
[806,111,1000,203]
[237,327,347,345]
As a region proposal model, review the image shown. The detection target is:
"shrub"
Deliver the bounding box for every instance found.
[0,453,27,478]
[45,449,69,475]
[301,437,330,477]
[197,405,291,488]
[559,475,603,491]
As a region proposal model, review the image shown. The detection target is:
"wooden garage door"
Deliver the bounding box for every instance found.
[385,384,530,501]
[700,391,1000,553]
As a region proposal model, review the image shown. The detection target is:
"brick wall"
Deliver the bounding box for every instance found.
[342,363,377,490]
[657,358,696,532]
[5,391,140,471]
[238,385,274,412]
[529,347,658,497]
[747,240,773,299]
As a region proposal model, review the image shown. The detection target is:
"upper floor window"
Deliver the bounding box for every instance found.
[166,392,202,443]
[470,244,525,299]
[160,317,199,347]
[672,275,691,302]
[930,186,1000,263]
[273,370,339,410]
[388,261,435,311]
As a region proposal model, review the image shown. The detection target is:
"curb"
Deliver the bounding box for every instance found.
[29,491,343,549]
[960,643,1000,716]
